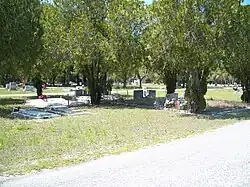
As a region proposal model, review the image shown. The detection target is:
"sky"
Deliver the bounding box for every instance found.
[242,0,250,5]
[144,0,250,5]
[144,0,152,5]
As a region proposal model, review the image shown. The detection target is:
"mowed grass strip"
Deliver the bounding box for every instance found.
[0,105,240,175]
[205,89,242,102]
[0,87,66,95]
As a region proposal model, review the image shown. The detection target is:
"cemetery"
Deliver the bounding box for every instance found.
[5,82,35,92]
[1,84,250,175]
[2,84,249,121]
[11,106,91,119]
[1,0,250,179]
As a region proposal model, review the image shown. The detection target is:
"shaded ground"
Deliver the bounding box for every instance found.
[201,100,250,120]
[0,98,25,119]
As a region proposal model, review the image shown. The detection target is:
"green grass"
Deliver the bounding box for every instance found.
[113,83,165,90]
[0,88,248,176]
[0,89,30,95]
[113,87,240,101]
[43,87,66,93]
[0,87,66,95]
[0,107,244,175]
[205,89,242,101]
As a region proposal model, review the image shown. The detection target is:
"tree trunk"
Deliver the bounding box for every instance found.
[86,53,107,105]
[52,78,55,86]
[185,69,209,113]
[246,86,250,103]
[182,76,186,88]
[164,72,177,94]
[241,77,250,103]
[62,70,66,86]
[139,79,142,89]
[76,73,80,86]
[51,73,56,86]
[89,84,101,105]
[88,75,106,105]
[137,73,144,89]
[34,75,43,97]
[82,75,87,86]
[122,76,127,88]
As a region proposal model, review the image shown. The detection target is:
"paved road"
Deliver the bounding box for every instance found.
[1,121,250,187]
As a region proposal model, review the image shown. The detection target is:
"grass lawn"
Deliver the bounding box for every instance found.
[113,87,240,101]
[43,87,67,93]
[0,89,31,95]
[0,88,249,176]
[205,89,242,102]
[0,87,66,96]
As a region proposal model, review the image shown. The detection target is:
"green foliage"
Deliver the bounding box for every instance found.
[221,5,250,102]
[0,0,43,82]
[1,0,249,105]
[108,0,145,87]
[208,67,234,85]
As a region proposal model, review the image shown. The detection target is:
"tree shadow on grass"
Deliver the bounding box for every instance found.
[200,100,250,120]
[180,105,250,121]
[92,100,250,121]
[0,98,26,119]
[0,107,13,119]
[95,104,155,110]
[0,98,25,105]
[96,97,166,110]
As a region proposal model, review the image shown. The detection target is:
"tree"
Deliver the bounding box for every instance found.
[53,0,146,104]
[136,65,149,88]
[222,4,250,102]
[108,0,145,88]
[146,0,236,112]
[174,0,218,112]
[208,67,234,85]
[40,2,67,87]
[55,0,113,105]
[0,0,43,87]
[143,0,189,94]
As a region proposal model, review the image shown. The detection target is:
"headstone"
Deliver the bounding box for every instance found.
[75,89,82,97]
[24,85,34,92]
[166,93,178,100]
[82,90,88,96]
[148,90,156,98]
[134,90,143,99]
[8,82,17,91]
[154,97,166,109]
[5,83,9,89]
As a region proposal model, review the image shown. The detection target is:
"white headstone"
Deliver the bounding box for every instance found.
[5,83,9,89]
[8,82,17,91]
[24,85,35,92]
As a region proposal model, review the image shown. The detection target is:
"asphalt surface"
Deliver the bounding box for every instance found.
[1,121,250,187]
